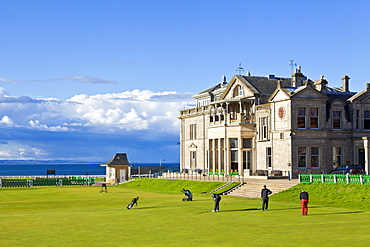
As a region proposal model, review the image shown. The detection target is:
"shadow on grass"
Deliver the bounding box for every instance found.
[197,207,366,215]
[127,206,160,210]
[267,207,321,211]
[197,208,259,214]
[311,211,366,215]
[197,211,214,214]
[200,206,325,213]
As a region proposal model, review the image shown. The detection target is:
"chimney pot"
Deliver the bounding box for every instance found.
[342,75,350,92]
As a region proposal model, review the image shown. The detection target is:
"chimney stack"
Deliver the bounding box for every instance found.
[314,75,328,92]
[221,75,227,87]
[291,66,306,87]
[342,75,350,92]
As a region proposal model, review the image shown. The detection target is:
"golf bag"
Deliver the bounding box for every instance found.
[127,197,139,209]
[181,189,193,201]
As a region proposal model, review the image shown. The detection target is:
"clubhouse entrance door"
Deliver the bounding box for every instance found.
[358,148,365,170]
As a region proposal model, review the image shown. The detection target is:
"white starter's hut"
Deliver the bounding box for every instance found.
[101,153,132,184]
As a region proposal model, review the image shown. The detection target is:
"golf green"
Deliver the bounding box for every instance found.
[0,184,369,246]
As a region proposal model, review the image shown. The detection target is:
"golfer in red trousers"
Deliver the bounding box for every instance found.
[300,191,309,215]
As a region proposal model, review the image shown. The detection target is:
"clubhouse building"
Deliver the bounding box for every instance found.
[178,67,370,178]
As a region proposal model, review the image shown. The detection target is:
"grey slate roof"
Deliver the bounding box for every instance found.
[198,82,226,94]
[288,85,356,101]
[196,74,357,104]
[101,153,132,167]
[238,75,292,95]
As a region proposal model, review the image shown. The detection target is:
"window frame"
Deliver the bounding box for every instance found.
[332,110,342,130]
[333,147,342,169]
[259,117,269,140]
[297,107,306,129]
[242,138,253,170]
[310,147,320,168]
[230,138,238,172]
[310,107,319,129]
[298,147,307,168]
[364,110,370,130]
[238,86,243,96]
[266,147,272,169]
[189,124,196,140]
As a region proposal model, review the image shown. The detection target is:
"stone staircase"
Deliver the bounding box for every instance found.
[226,179,299,198]
[210,182,234,193]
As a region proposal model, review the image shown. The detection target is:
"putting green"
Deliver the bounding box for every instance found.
[0,185,369,246]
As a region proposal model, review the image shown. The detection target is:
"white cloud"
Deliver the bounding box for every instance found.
[0,88,194,135]
[0,116,14,126]
[0,87,9,97]
[60,76,116,84]
[0,146,47,159]
[29,120,69,131]
[0,78,20,83]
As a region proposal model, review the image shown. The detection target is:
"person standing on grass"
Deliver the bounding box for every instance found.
[300,191,309,215]
[212,193,221,212]
[261,185,272,211]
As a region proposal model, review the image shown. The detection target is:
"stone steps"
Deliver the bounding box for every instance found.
[210,182,233,193]
[227,181,298,198]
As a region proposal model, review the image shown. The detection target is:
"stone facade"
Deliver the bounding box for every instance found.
[178,67,370,178]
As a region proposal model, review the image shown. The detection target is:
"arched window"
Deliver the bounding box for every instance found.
[233,85,243,97]
[238,86,243,96]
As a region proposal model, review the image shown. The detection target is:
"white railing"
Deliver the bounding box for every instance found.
[0,175,106,179]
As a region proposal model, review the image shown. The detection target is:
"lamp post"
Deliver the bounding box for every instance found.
[160,159,165,166]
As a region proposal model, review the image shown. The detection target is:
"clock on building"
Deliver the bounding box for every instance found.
[278,107,285,119]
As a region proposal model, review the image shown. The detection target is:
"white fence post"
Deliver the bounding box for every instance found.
[27,179,33,187]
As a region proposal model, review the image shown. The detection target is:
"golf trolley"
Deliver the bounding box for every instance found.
[127,197,139,209]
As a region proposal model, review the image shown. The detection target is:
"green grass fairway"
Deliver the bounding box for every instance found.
[1,183,369,246]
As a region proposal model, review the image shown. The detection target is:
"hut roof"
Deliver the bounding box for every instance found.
[101,153,132,167]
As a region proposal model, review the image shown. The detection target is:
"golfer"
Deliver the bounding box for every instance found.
[127,196,139,209]
[212,193,221,212]
[181,188,193,201]
[300,191,309,215]
[99,183,108,193]
[260,185,272,211]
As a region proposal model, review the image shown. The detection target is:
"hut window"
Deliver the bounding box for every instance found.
[110,168,115,178]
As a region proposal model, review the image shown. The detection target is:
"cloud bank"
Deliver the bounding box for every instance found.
[0,87,195,161]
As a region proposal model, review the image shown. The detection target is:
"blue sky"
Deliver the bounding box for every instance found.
[1,0,370,162]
